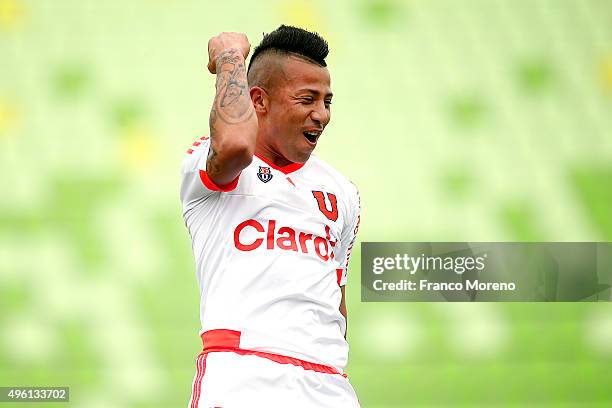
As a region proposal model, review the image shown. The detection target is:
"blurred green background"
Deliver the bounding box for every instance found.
[1,0,611,407]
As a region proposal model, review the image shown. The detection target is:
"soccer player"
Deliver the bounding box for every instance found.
[181,25,361,407]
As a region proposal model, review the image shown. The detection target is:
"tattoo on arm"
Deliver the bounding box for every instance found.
[209,107,218,138]
[207,49,255,177]
[212,49,254,125]
[206,145,221,175]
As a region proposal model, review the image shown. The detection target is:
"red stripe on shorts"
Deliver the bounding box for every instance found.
[190,352,207,408]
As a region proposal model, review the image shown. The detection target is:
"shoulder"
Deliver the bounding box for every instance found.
[308,155,358,192]
[307,154,359,205]
[181,135,211,174]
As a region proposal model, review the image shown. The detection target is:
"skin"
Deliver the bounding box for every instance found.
[206,32,257,185]
[206,32,346,333]
[250,54,333,166]
[340,286,347,338]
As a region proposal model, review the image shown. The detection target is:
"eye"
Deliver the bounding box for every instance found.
[300,97,314,104]
[324,100,332,108]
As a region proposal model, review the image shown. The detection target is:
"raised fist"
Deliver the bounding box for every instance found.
[207,32,250,74]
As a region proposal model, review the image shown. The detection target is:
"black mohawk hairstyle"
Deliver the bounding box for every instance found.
[247,25,329,72]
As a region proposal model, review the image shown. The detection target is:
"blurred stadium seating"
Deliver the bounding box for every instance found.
[1,0,611,406]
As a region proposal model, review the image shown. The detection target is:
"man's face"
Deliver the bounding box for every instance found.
[263,56,332,164]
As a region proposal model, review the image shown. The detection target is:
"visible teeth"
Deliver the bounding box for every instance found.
[303,131,321,144]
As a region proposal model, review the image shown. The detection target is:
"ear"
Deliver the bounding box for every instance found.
[250,87,268,114]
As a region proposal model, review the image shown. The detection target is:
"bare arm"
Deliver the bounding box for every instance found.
[206,33,258,186]
[340,285,347,339]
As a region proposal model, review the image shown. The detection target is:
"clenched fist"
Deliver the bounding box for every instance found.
[207,32,251,74]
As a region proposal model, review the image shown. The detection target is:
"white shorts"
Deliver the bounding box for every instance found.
[187,351,360,408]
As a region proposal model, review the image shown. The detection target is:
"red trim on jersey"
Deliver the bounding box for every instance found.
[186,148,194,154]
[336,268,343,286]
[200,329,346,377]
[189,352,207,408]
[254,153,305,175]
[199,170,240,192]
[201,329,241,349]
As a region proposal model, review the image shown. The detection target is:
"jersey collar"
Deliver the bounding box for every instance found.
[254,153,305,175]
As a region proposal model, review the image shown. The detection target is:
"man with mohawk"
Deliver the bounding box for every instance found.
[181,25,361,407]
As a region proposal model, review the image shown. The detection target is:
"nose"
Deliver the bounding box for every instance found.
[310,101,330,126]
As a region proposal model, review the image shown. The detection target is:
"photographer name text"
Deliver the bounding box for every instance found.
[371,253,516,292]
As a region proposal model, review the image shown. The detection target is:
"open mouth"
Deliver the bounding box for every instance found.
[303,130,321,144]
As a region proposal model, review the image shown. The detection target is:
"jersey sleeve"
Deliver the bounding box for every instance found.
[180,136,240,206]
[335,182,361,286]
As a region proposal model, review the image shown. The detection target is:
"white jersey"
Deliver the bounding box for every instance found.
[180,135,360,372]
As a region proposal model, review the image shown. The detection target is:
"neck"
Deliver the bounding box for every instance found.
[254,137,293,168]
[254,146,292,167]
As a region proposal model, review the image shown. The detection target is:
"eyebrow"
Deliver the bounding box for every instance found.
[296,88,334,98]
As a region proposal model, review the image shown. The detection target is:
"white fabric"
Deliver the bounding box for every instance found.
[188,351,360,408]
[180,137,360,371]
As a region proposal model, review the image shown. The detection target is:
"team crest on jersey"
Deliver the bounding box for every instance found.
[257,166,273,183]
